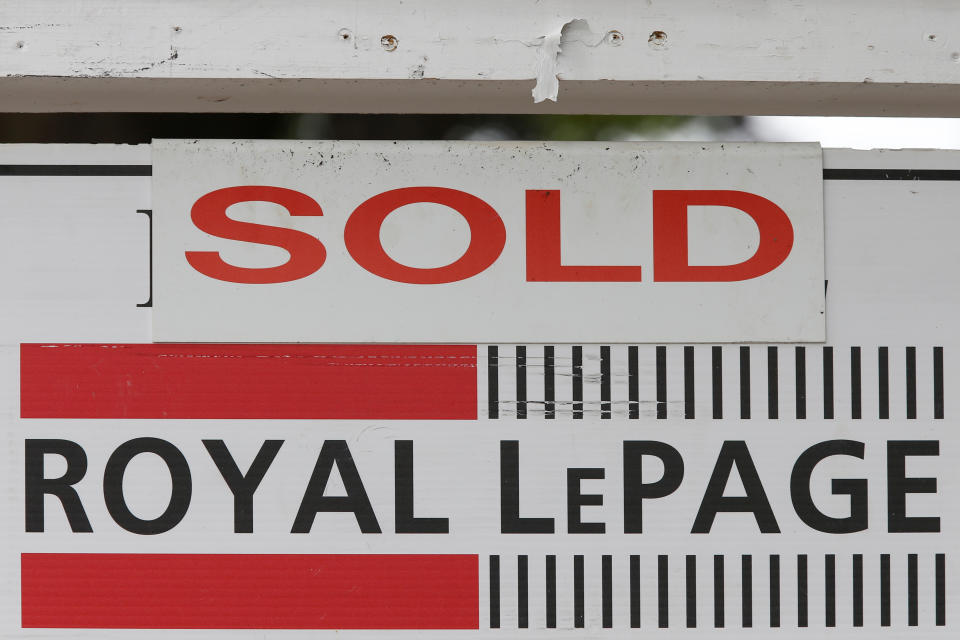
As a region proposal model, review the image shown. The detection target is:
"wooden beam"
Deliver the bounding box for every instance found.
[2,0,959,115]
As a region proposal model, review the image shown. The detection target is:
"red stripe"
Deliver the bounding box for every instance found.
[22,553,479,629]
[20,344,477,419]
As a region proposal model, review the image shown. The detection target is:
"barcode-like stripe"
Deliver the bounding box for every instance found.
[741,555,752,628]
[515,346,527,420]
[770,555,781,628]
[574,555,585,628]
[488,553,945,629]
[934,347,945,419]
[600,346,611,420]
[658,555,669,628]
[714,555,725,628]
[484,345,944,420]
[795,347,807,420]
[853,554,864,627]
[545,555,556,628]
[768,347,779,419]
[543,346,555,420]
[712,346,723,419]
[489,555,500,628]
[517,555,528,628]
[684,346,695,419]
[851,347,862,419]
[908,554,918,627]
[740,347,751,419]
[823,347,834,419]
[879,347,890,419]
[881,554,891,626]
[936,553,946,626]
[656,346,667,420]
[825,554,836,627]
[602,555,613,628]
[487,346,499,419]
[628,346,640,419]
[572,346,583,420]
[907,347,917,420]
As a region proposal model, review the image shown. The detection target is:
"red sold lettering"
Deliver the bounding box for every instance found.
[185,186,326,284]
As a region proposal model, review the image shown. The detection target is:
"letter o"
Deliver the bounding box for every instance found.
[103,438,192,535]
[344,187,506,284]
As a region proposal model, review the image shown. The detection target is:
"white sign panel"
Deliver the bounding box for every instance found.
[0,145,954,639]
[152,140,824,343]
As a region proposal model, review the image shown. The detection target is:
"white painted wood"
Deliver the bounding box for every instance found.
[1,0,959,115]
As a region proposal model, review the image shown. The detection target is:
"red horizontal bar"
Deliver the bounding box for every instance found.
[20,343,477,419]
[22,553,479,629]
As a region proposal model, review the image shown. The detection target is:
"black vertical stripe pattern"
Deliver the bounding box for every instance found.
[489,555,500,628]
[879,347,890,419]
[656,346,667,419]
[880,554,891,627]
[630,554,641,628]
[515,346,527,419]
[797,554,808,627]
[851,346,862,419]
[543,346,555,419]
[714,554,725,628]
[574,555,584,628]
[936,553,946,626]
[769,555,781,628]
[767,346,778,419]
[825,554,836,627]
[906,346,917,419]
[908,554,918,626]
[823,346,834,419]
[712,346,723,419]
[740,346,751,419]
[852,554,864,627]
[517,555,528,628]
[795,347,807,419]
[572,346,583,420]
[741,555,752,628]
[545,555,556,628]
[658,555,669,628]
[600,345,611,419]
[602,555,613,628]
[494,553,947,629]
[487,346,498,419]
[484,345,942,420]
[934,346,944,419]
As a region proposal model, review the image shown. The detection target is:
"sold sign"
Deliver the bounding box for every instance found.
[152,140,824,343]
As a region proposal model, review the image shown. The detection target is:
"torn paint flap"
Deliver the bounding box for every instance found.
[532,18,602,103]
[532,29,563,103]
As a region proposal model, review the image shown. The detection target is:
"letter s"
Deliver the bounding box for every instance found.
[185,186,326,284]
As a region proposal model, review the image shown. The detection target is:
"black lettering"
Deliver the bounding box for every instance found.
[395,440,448,533]
[103,438,192,535]
[624,441,684,533]
[790,440,867,533]
[500,441,554,533]
[567,468,605,533]
[887,440,940,533]
[692,441,780,533]
[203,439,283,533]
[25,439,92,533]
[292,440,381,533]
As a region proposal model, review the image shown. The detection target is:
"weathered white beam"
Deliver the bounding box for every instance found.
[2,0,959,115]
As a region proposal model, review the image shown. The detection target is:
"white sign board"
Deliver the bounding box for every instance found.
[152,140,824,343]
[0,144,955,638]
